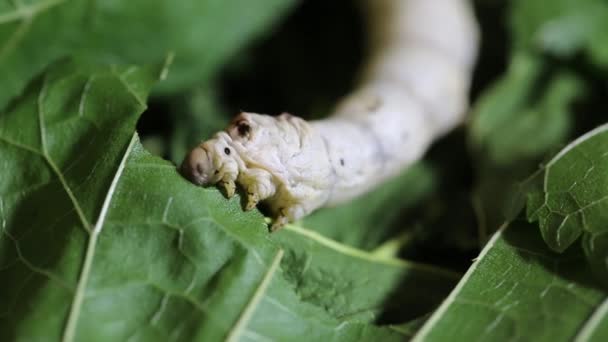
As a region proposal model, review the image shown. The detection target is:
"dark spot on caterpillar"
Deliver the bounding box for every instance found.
[237,122,250,137]
[215,170,219,175]
[340,158,345,166]
[224,147,231,155]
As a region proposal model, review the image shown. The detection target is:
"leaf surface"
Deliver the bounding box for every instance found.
[526,124,608,284]
[303,163,437,250]
[412,221,607,342]
[0,60,454,341]
[0,0,296,109]
[466,0,603,234]
[511,0,608,66]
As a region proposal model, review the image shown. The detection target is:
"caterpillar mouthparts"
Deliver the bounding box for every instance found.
[181,145,212,186]
[181,112,329,231]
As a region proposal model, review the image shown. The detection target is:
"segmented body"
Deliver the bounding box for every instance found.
[181,0,479,230]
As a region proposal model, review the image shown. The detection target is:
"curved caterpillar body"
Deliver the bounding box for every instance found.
[181,0,479,231]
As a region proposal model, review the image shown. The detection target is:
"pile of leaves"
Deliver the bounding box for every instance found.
[1,0,607,340]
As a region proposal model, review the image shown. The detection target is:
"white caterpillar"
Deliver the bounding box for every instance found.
[181,0,479,231]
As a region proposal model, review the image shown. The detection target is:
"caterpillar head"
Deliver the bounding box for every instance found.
[180,132,240,186]
[180,112,265,187]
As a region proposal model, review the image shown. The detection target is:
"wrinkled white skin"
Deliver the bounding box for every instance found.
[181,0,479,231]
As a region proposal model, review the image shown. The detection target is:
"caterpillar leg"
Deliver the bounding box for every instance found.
[270,204,308,232]
[271,214,289,232]
[245,192,260,211]
[220,177,236,198]
[238,168,277,211]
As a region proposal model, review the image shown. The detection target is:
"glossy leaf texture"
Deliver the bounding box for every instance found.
[0,0,297,109]
[527,124,608,280]
[412,221,607,342]
[0,61,457,341]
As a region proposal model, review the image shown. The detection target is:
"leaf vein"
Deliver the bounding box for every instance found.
[226,249,284,342]
[61,134,138,342]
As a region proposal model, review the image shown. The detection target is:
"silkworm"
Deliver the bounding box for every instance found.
[181,0,479,231]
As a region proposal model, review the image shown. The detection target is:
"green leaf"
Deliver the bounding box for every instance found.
[526,124,608,286]
[470,53,584,165]
[387,315,429,339]
[0,0,85,110]
[0,61,455,340]
[77,0,297,94]
[0,0,297,109]
[275,224,459,323]
[511,0,608,66]
[468,52,585,235]
[527,124,608,252]
[302,162,438,250]
[412,221,607,342]
[469,0,608,236]
[0,59,167,340]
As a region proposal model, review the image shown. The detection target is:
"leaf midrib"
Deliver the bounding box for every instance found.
[411,223,508,341]
[284,223,461,279]
[574,296,608,342]
[61,134,138,342]
[225,249,285,342]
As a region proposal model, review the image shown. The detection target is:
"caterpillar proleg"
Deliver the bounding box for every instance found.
[181,0,479,231]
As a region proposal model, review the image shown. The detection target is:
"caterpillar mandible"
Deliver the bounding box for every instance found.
[181,0,479,231]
